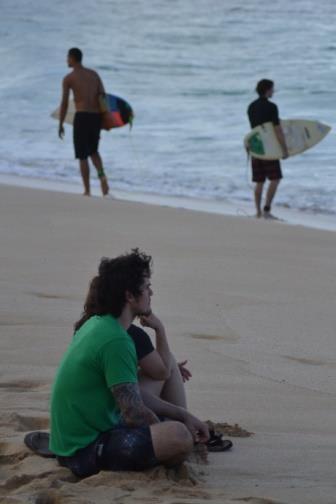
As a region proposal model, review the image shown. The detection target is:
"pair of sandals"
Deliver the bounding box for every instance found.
[24,429,233,459]
[206,428,233,452]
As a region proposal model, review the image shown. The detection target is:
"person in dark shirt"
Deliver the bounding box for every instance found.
[128,315,233,452]
[247,79,288,218]
[128,313,190,409]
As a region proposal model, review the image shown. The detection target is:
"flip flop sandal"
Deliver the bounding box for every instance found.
[24,431,56,458]
[207,438,233,452]
[206,429,233,452]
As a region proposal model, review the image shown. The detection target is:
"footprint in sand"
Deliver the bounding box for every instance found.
[1,473,36,491]
[0,320,33,326]
[233,498,283,504]
[283,355,328,366]
[0,441,29,465]
[34,491,62,504]
[0,379,42,393]
[0,319,53,327]
[189,330,240,343]
[28,291,80,301]
[2,412,50,432]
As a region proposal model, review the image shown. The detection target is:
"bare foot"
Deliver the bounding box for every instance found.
[83,192,91,197]
[256,211,262,218]
[100,176,109,196]
[263,211,279,220]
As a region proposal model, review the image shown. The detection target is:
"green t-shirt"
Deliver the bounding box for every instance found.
[50,315,137,456]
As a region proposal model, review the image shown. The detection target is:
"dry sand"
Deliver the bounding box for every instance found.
[0,183,336,504]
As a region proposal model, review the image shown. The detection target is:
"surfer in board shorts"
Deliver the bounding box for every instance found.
[247,79,288,219]
[58,48,109,196]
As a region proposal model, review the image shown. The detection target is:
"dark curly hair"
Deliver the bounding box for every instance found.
[74,249,152,332]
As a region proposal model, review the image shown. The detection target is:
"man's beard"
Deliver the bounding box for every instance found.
[137,308,152,318]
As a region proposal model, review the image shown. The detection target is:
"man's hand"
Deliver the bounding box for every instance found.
[58,124,65,139]
[178,360,192,382]
[139,312,164,332]
[274,125,288,160]
[183,412,209,444]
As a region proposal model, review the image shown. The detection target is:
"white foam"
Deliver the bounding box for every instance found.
[1,173,335,233]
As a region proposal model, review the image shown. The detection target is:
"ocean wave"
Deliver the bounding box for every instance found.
[1,0,336,219]
[1,158,335,217]
[180,89,248,97]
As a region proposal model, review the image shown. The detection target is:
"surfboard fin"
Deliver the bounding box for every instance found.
[129,113,134,130]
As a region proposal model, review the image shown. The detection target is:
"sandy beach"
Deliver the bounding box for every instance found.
[1,182,336,504]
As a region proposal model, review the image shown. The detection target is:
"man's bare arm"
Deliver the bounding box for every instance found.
[97,74,108,112]
[97,74,106,95]
[139,313,172,380]
[141,390,209,443]
[58,77,70,139]
[112,382,159,427]
[274,125,289,159]
[141,388,185,421]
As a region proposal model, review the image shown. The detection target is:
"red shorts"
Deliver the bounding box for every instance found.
[251,158,282,183]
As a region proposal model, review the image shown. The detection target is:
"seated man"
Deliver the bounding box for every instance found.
[49,249,209,478]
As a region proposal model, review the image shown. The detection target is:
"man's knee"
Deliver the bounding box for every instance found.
[162,422,193,460]
[90,151,100,160]
[150,421,193,462]
[171,422,193,450]
[268,179,280,190]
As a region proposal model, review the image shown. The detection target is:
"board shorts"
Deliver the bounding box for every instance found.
[57,425,159,478]
[73,112,102,160]
[251,157,283,183]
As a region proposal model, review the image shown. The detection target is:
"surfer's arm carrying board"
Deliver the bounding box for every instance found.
[58,77,71,138]
[51,93,134,131]
[274,124,289,159]
[244,119,331,160]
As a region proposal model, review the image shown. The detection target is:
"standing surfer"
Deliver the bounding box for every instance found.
[247,79,288,218]
[58,48,109,196]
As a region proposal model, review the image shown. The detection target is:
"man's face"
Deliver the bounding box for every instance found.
[266,86,274,98]
[67,54,74,68]
[130,277,153,317]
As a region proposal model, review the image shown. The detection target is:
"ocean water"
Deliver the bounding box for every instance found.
[1,0,336,216]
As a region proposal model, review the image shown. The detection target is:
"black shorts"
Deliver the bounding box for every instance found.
[251,157,282,183]
[57,426,159,478]
[73,112,102,160]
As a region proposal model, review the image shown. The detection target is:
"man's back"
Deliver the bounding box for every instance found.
[247,96,279,128]
[66,66,104,113]
[50,315,137,456]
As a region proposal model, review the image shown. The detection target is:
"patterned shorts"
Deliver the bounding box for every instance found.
[57,425,158,478]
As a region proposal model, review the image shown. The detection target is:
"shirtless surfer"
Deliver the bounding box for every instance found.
[58,48,109,196]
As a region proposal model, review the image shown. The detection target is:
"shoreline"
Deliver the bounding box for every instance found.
[0,173,335,233]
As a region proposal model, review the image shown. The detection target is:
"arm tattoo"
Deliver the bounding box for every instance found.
[112,383,159,427]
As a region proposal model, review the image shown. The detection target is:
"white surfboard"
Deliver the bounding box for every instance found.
[244,119,331,160]
[51,101,76,125]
